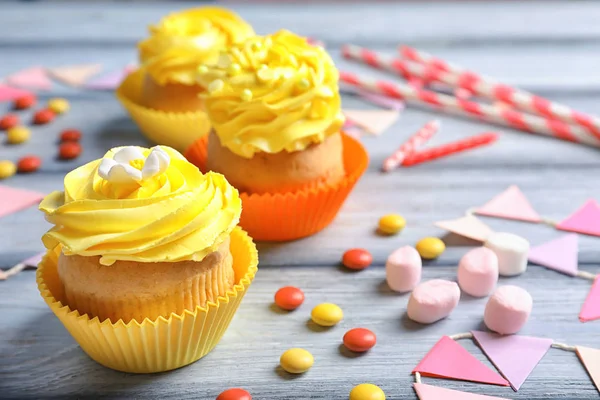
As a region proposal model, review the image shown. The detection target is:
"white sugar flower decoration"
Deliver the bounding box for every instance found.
[98,146,170,184]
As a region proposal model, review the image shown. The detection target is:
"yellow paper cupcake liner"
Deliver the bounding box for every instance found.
[116,68,210,153]
[36,227,258,373]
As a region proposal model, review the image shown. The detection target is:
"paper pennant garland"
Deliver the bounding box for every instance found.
[0,84,34,102]
[557,199,600,237]
[476,185,541,223]
[22,252,44,267]
[0,251,45,281]
[343,109,399,135]
[472,331,553,391]
[413,336,509,386]
[48,63,103,87]
[580,276,600,323]
[357,90,405,111]
[435,214,494,242]
[85,68,129,90]
[0,185,45,218]
[527,234,579,276]
[5,66,53,90]
[413,383,510,400]
[577,346,600,392]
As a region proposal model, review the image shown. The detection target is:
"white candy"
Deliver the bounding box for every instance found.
[484,232,530,276]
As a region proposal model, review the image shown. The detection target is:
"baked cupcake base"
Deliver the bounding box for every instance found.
[36,227,258,373]
[116,68,210,153]
[186,133,369,241]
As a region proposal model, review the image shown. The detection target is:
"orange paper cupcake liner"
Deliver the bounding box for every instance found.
[36,227,258,373]
[116,68,210,153]
[186,133,369,241]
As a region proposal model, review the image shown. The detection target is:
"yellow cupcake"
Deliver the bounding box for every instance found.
[139,7,255,113]
[37,145,258,372]
[197,30,346,194]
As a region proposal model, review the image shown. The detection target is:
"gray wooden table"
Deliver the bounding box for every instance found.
[1,1,600,399]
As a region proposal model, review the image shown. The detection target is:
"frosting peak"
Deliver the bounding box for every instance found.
[197,30,345,158]
[39,146,241,266]
[139,7,255,85]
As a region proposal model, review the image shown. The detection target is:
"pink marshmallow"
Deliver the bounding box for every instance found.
[457,247,498,297]
[484,285,532,335]
[386,245,422,292]
[407,279,460,324]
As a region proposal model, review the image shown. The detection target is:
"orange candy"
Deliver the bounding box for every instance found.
[14,94,37,110]
[342,248,373,270]
[59,142,82,160]
[343,328,377,352]
[274,286,304,311]
[216,388,251,400]
[60,129,82,142]
[33,109,55,125]
[0,114,19,130]
[17,156,41,173]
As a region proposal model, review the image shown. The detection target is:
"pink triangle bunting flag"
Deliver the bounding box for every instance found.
[528,234,579,276]
[48,64,103,87]
[343,109,399,135]
[557,199,600,237]
[0,185,45,218]
[580,276,600,323]
[413,383,511,400]
[472,331,553,391]
[85,68,129,90]
[5,66,53,90]
[577,346,600,393]
[0,84,34,102]
[413,336,509,386]
[435,214,494,242]
[476,185,541,223]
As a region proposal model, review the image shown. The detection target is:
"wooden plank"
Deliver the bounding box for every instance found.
[1,265,598,399]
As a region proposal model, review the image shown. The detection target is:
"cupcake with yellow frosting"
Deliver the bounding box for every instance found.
[186,30,368,241]
[117,7,255,152]
[36,145,258,373]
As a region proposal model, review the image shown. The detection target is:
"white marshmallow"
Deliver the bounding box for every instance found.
[386,246,422,293]
[484,232,530,276]
[458,247,498,297]
[484,285,532,334]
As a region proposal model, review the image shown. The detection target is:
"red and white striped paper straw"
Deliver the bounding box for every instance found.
[339,70,600,148]
[401,132,499,167]
[382,120,440,172]
[396,45,600,141]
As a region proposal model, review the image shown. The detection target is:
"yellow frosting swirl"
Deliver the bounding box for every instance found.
[139,7,255,84]
[39,145,241,266]
[197,30,345,158]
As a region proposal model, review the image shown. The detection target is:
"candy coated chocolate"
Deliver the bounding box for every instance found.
[342,248,372,270]
[343,328,376,352]
[280,348,314,374]
[274,286,304,311]
[311,303,343,326]
[416,237,445,259]
[385,245,421,293]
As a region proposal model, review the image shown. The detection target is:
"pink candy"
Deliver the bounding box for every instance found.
[457,247,498,297]
[386,246,422,292]
[407,279,460,324]
[484,285,532,334]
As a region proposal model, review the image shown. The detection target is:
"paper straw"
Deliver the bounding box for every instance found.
[339,70,600,149]
[382,120,440,171]
[396,45,600,141]
[401,132,499,167]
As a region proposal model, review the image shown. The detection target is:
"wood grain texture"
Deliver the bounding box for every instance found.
[1,2,600,399]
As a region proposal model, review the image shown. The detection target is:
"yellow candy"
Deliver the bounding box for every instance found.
[280,348,314,374]
[48,98,70,114]
[7,126,31,144]
[378,214,406,235]
[349,383,386,400]
[311,303,343,327]
[416,237,446,259]
[0,160,16,179]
